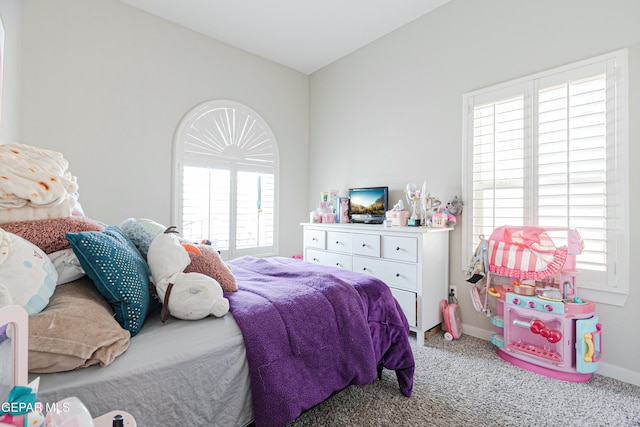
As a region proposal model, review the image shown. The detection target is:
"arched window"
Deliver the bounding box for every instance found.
[173,100,279,259]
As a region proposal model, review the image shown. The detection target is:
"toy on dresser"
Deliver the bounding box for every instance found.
[468,226,602,382]
[309,190,339,224]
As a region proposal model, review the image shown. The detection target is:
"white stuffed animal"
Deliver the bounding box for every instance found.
[146,227,229,321]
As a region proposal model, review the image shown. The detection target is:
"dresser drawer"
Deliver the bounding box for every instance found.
[382,236,418,263]
[326,231,352,253]
[304,229,325,249]
[353,257,418,292]
[302,222,452,347]
[352,233,381,257]
[305,248,352,270]
[389,288,417,327]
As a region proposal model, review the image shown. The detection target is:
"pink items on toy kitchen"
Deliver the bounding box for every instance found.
[486,226,568,281]
[468,226,602,382]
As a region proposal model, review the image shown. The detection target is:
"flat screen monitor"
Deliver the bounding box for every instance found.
[348,187,388,224]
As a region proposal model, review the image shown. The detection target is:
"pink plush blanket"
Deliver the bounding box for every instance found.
[226,256,414,427]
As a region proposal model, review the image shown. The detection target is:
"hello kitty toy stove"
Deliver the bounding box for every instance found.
[481,226,602,382]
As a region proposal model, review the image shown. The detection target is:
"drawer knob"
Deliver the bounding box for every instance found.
[396,273,400,277]
[312,237,317,241]
[335,240,339,244]
[362,267,367,271]
[313,258,318,262]
[335,263,340,266]
[396,246,400,251]
[362,243,366,247]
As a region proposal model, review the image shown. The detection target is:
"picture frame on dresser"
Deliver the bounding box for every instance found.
[302,222,452,345]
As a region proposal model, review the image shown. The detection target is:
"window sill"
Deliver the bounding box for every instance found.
[578,287,629,307]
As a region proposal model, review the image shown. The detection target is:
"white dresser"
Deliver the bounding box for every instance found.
[301,222,451,346]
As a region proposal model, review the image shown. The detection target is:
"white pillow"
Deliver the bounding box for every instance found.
[48,248,85,285]
[0,228,58,314]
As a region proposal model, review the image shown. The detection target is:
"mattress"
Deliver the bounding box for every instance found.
[30,313,253,427]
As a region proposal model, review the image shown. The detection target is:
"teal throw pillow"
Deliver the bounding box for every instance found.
[66,225,152,336]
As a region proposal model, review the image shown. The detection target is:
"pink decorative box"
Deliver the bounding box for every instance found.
[322,212,336,223]
[385,210,410,226]
[432,211,448,227]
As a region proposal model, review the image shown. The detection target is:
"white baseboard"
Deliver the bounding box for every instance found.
[596,362,640,388]
[460,324,493,341]
[460,323,640,388]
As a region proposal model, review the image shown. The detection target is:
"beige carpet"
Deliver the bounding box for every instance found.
[287,332,640,427]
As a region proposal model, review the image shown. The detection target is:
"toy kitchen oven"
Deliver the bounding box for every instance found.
[479,226,602,382]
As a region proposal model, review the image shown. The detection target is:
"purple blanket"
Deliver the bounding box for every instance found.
[226,256,414,427]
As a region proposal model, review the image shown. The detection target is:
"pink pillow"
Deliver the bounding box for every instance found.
[183,244,238,292]
[1,216,104,254]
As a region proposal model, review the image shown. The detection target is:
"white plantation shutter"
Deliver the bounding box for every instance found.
[462,50,628,304]
[235,169,275,250]
[536,71,608,275]
[470,90,527,247]
[182,166,230,250]
[173,100,279,259]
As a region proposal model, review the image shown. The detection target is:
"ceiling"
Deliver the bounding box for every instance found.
[119,0,449,75]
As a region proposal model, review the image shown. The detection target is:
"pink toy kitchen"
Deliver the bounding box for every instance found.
[469,226,602,382]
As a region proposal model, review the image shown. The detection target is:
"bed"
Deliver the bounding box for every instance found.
[0,143,413,426]
[29,256,415,427]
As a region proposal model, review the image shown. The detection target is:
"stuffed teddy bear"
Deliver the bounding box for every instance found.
[446,196,464,216]
[146,227,229,322]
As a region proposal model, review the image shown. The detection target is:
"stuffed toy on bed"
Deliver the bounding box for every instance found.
[0,228,57,314]
[146,226,229,322]
[120,217,238,292]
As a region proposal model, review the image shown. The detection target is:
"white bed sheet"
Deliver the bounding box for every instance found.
[31,313,253,427]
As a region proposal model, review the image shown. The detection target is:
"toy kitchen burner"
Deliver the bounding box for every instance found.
[475,226,602,382]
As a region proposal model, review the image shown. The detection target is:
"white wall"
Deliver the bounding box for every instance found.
[19,0,309,257]
[14,0,640,386]
[310,0,640,385]
[0,0,21,144]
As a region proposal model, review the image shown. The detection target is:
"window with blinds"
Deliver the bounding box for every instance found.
[235,170,275,250]
[182,167,231,250]
[173,100,279,259]
[462,49,628,304]
[470,93,526,243]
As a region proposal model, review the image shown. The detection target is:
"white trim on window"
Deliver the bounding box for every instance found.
[462,49,628,306]
[172,100,279,259]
